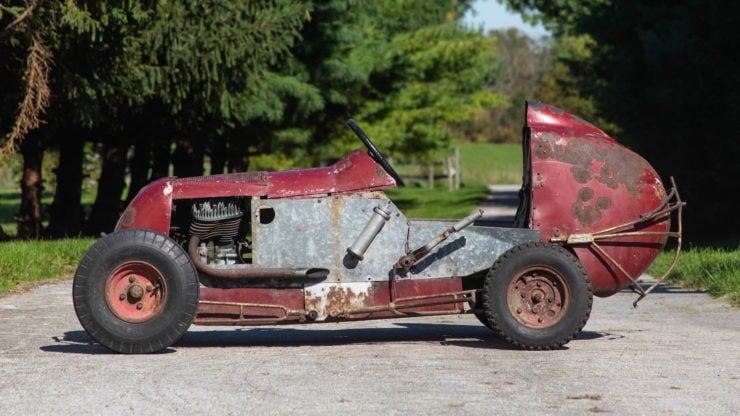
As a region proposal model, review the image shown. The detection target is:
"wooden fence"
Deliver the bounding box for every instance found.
[397,147,460,190]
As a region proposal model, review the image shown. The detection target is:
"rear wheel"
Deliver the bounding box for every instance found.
[73,229,199,353]
[482,242,592,350]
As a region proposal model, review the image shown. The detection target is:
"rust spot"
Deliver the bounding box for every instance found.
[578,187,594,202]
[571,187,613,228]
[533,132,653,196]
[571,203,602,228]
[596,196,611,210]
[305,285,374,319]
[325,286,371,317]
[571,165,591,184]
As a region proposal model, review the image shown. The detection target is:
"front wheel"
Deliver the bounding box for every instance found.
[73,229,199,353]
[482,242,592,350]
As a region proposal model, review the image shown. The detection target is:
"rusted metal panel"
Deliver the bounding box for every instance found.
[304,281,386,321]
[525,101,669,296]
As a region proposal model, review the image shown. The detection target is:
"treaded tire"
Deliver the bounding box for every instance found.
[73,229,199,353]
[474,312,495,330]
[482,242,592,350]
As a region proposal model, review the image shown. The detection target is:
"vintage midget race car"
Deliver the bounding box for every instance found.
[73,101,683,353]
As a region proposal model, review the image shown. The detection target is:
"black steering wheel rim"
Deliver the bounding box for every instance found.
[346,119,405,187]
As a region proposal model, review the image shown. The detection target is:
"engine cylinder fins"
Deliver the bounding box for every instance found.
[191,199,243,222]
[189,217,241,245]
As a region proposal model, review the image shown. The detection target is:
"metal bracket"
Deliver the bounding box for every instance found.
[550,177,685,307]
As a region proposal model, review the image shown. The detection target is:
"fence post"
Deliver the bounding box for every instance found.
[454,147,460,190]
[427,164,434,189]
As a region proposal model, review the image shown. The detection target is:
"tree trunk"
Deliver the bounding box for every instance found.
[125,138,152,204]
[47,129,85,238]
[84,141,129,235]
[16,133,44,239]
[172,137,204,177]
[209,138,226,175]
[150,139,171,181]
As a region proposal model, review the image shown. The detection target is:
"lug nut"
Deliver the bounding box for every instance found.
[516,308,522,314]
[136,303,143,310]
[146,285,153,293]
[128,275,135,283]
[538,317,543,323]
[119,294,125,301]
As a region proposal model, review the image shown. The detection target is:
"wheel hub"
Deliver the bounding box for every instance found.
[105,262,166,323]
[508,267,569,328]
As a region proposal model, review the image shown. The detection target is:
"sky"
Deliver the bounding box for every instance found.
[463,0,549,38]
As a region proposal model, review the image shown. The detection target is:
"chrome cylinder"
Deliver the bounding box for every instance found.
[347,204,392,260]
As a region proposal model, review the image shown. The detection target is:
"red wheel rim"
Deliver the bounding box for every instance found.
[105,261,167,323]
[507,266,570,329]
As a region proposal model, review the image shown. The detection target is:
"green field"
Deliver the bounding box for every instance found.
[457,142,523,185]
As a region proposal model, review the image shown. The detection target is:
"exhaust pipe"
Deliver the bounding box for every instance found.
[188,236,329,280]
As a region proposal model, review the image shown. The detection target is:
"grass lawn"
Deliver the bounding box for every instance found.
[0,238,96,296]
[386,180,489,219]
[457,142,522,185]
[650,243,740,306]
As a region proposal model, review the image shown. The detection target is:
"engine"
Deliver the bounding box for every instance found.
[185,198,251,266]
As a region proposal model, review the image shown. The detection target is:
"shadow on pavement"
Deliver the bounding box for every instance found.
[40,331,175,355]
[40,324,621,354]
[40,323,524,353]
[178,322,519,350]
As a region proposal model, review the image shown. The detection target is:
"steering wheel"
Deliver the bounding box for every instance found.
[346,119,405,187]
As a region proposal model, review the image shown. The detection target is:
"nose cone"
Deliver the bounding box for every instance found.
[524,101,669,296]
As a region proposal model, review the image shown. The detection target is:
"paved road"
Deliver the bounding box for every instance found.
[1,279,738,415]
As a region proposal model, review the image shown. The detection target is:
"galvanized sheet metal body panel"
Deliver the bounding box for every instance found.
[252,193,540,282]
[252,192,406,282]
[404,220,539,278]
[525,101,669,296]
[251,192,540,321]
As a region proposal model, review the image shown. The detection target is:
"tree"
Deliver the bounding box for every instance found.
[1,1,310,236]
[1,0,52,238]
[465,28,553,144]
[3,0,509,238]
[276,0,504,166]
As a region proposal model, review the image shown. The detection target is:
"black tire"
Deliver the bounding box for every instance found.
[482,242,592,350]
[474,312,495,330]
[73,229,199,353]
